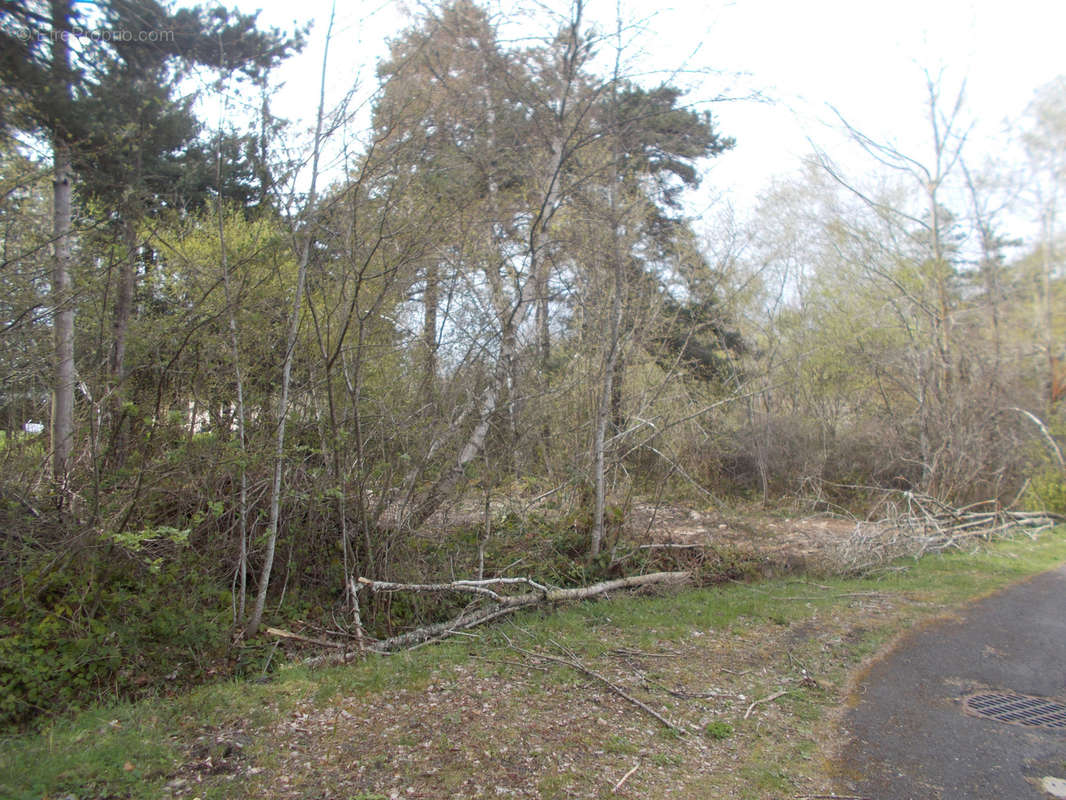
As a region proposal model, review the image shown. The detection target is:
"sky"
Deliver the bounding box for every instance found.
[231,0,1066,213]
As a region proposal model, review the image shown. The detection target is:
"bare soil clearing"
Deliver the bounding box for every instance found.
[626,503,861,566]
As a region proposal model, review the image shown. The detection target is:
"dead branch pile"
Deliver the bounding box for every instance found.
[824,492,1063,574]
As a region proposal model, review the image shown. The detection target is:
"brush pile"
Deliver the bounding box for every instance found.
[825,492,1063,574]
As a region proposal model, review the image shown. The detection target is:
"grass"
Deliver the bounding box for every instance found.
[2,527,1065,799]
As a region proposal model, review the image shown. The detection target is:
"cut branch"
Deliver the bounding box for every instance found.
[358,571,690,652]
[1007,407,1066,472]
[744,689,792,719]
[825,492,1064,574]
[265,626,346,650]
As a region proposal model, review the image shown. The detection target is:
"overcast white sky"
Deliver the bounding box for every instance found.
[235,0,1066,211]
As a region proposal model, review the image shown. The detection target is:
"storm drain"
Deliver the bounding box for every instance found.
[963,692,1066,730]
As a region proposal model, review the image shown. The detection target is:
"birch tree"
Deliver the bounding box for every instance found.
[246,6,334,637]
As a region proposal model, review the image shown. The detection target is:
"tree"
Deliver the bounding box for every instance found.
[1022,76,1066,416]
[813,69,976,496]
[0,0,301,487]
[244,3,331,638]
[0,145,52,434]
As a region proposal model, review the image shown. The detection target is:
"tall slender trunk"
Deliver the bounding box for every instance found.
[961,163,1003,400]
[246,5,334,637]
[109,220,136,382]
[422,260,439,397]
[215,65,250,617]
[532,135,563,462]
[110,126,143,395]
[592,250,622,558]
[1041,202,1057,417]
[532,134,563,377]
[50,0,75,488]
[533,2,584,455]
[222,244,249,618]
[481,84,519,462]
[592,45,622,558]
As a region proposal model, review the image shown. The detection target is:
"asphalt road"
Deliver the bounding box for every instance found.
[837,563,1066,800]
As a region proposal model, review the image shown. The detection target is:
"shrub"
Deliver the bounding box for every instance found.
[1023,466,1066,515]
[0,549,232,729]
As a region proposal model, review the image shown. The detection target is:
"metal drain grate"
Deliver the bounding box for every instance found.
[963,692,1066,730]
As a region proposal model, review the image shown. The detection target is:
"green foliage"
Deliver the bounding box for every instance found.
[0,550,231,729]
[1023,466,1066,514]
[104,525,190,574]
[703,721,734,740]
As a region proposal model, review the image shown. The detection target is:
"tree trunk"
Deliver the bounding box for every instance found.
[50,0,75,487]
[422,260,439,397]
[109,220,136,383]
[246,4,334,637]
[592,30,624,559]
[107,215,137,463]
[216,86,250,617]
[1041,203,1057,417]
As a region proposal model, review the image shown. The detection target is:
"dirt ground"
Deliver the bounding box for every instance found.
[160,504,895,800]
[164,607,891,800]
[626,502,862,567]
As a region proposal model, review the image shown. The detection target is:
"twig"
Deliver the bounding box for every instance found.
[744,689,791,719]
[468,654,550,672]
[608,647,682,659]
[512,644,688,735]
[787,580,834,590]
[612,763,639,793]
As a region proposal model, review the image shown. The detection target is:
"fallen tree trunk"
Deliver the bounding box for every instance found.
[358,571,691,652]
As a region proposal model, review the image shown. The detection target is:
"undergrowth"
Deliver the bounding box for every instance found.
[1,526,1063,800]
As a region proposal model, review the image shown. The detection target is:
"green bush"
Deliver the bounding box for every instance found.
[1023,466,1066,515]
[0,551,232,729]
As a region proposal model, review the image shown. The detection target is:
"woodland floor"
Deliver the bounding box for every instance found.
[164,603,882,800]
[627,503,861,563]
[11,506,1062,800]
[160,507,905,800]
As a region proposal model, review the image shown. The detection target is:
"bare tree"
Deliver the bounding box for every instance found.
[1022,77,1066,417]
[816,68,972,495]
[246,4,334,637]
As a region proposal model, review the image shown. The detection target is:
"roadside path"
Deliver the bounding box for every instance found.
[838,563,1066,799]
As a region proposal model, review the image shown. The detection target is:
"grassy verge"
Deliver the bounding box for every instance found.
[3,528,1065,800]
